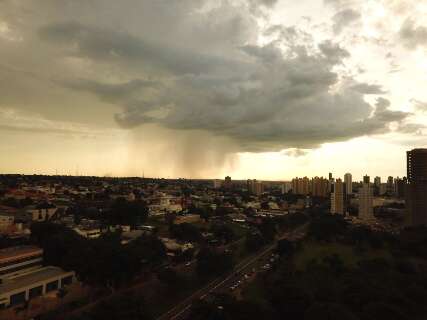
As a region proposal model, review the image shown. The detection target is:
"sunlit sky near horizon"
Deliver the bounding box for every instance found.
[0,0,426,181]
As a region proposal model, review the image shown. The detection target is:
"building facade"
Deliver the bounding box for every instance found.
[247,179,264,196]
[331,179,345,214]
[0,246,75,308]
[344,173,352,195]
[359,175,373,220]
[223,176,232,189]
[291,177,310,195]
[311,177,329,198]
[406,149,427,226]
[386,176,394,196]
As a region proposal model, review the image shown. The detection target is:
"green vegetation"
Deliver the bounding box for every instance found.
[65,291,153,320]
[216,215,427,320]
[31,222,166,289]
[295,241,391,270]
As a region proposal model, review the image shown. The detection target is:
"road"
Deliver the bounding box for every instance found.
[156,225,307,320]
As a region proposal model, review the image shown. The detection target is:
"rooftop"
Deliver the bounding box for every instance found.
[0,266,73,294]
[0,246,43,264]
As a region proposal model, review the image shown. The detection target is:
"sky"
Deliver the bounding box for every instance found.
[0,0,426,181]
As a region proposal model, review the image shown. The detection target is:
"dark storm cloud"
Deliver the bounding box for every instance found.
[350,83,387,94]
[0,0,413,154]
[249,0,278,7]
[62,79,158,104]
[375,97,391,110]
[318,40,350,63]
[283,149,309,157]
[89,41,409,152]
[399,18,427,49]
[332,9,361,34]
[39,22,246,76]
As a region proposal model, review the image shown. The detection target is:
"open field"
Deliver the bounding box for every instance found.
[294,241,392,270]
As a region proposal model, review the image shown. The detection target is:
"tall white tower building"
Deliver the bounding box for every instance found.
[331,179,345,214]
[359,175,373,220]
[344,173,352,195]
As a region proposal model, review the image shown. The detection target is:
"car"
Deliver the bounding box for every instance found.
[185,261,192,266]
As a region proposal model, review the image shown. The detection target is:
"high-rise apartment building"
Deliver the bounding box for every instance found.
[379,183,387,195]
[386,176,394,195]
[374,176,381,188]
[247,179,264,196]
[406,149,427,226]
[281,182,292,194]
[224,176,232,189]
[394,177,406,198]
[344,173,352,195]
[213,179,222,189]
[359,175,373,220]
[291,177,310,195]
[331,178,345,214]
[311,177,329,197]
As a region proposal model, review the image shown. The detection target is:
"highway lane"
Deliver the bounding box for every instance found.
[157,225,307,320]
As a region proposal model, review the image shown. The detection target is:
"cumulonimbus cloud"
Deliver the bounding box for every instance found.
[0,0,417,155]
[44,18,411,152]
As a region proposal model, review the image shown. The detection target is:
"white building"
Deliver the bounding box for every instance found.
[213,180,222,189]
[359,176,374,220]
[281,182,292,194]
[0,246,75,308]
[344,173,352,195]
[247,179,264,196]
[331,179,345,214]
[379,183,387,196]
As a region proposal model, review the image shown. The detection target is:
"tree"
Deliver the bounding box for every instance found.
[200,207,213,222]
[210,223,235,244]
[196,247,234,277]
[74,292,153,320]
[305,303,359,320]
[157,268,182,288]
[308,214,348,242]
[258,219,276,243]
[169,223,202,242]
[362,302,409,320]
[108,198,148,227]
[245,231,265,252]
[276,239,296,258]
[269,280,312,319]
[322,254,346,275]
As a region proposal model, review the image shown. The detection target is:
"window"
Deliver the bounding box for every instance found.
[29,285,43,299]
[46,280,59,292]
[10,291,26,306]
[61,275,73,286]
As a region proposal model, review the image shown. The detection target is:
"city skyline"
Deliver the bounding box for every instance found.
[1,0,426,179]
